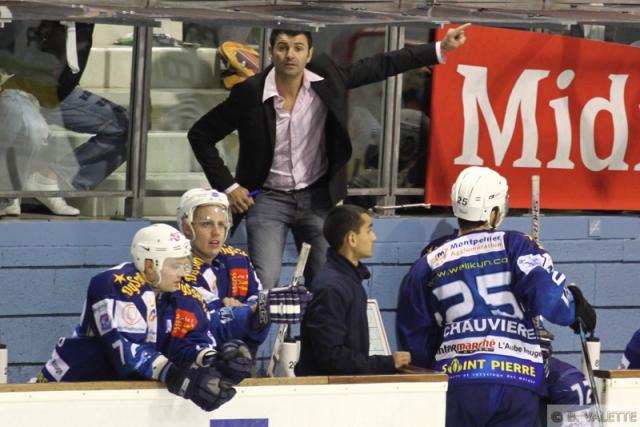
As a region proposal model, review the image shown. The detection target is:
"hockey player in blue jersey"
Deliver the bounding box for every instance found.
[547,357,592,405]
[177,188,311,350]
[38,224,247,411]
[397,166,596,427]
[619,328,640,369]
[537,326,593,426]
[541,358,593,426]
[177,188,270,348]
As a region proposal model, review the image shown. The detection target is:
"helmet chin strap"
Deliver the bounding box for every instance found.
[490,209,505,230]
[143,266,164,293]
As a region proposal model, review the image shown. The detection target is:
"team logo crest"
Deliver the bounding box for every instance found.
[123,303,141,325]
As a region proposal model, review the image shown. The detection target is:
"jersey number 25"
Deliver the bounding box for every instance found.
[432,271,524,323]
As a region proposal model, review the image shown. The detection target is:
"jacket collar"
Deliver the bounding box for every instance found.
[326,247,370,282]
[262,67,324,103]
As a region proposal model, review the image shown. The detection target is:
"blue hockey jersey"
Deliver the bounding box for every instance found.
[39,262,215,382]
[398,230,576,394]
[186,247,269,347]
[539,357,592,427]
[156,282,217,367]
[546,357,592,405]
[619,328,640,369]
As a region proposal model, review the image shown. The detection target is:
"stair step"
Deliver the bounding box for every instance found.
[74,171,211,217]
[66,87,229,131]
[91,21,183,48]
[81,46,221,89]
[46,130,239,174]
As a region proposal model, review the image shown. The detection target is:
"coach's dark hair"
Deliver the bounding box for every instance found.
[323,205,370,250]
[269,29,313,48]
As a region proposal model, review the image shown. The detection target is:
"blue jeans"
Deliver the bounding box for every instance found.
[41,87,129,190]
[246,187,331,290]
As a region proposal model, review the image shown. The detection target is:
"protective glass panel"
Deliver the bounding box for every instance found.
[397,27,433,193]
[313,27,388,210]
[317,27,386,190]
[143,22,261,217]
[0,21,131,217]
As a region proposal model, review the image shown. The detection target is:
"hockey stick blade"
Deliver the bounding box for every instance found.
[291,242,311,288]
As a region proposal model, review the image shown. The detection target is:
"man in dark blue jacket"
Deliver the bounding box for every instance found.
[295,204,411,375]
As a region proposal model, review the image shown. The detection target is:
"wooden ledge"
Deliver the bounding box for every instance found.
[0,372,448,393]
[0,381,164,393]
[594,369,640,379]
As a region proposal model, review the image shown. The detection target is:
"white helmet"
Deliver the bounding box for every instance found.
[131,224,191,279]
[451,166,509,225]
[176,188,232,241]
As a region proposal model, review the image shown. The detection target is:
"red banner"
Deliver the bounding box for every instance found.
[427,25,640,210]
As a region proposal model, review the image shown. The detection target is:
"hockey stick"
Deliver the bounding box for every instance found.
[530,176,553,381]
[266,242,311,377]
[531,176,543,324]
[373,203,431,211]
[578,323,604,427]
[531,175,540,243]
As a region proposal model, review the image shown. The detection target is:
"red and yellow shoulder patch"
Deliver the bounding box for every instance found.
[171,308,198,339]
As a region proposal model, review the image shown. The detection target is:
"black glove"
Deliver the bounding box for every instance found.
[166,365,236,412]
[215,339,252,384]
[568,285,597,334]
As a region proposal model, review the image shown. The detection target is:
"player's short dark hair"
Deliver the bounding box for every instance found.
[323,205,370,250]
[269,29,313,49]
[457,206,500,231]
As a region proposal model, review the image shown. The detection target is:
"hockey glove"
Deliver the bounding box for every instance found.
[198,349,218,367]
[165,365,236,412]
[568,285,597,334]
[215,339,252,384]
[264,285,313,325]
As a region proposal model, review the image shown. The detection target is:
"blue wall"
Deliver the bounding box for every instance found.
[1,215,638,382]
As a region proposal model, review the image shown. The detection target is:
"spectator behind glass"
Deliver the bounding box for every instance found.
[0,21,129,217]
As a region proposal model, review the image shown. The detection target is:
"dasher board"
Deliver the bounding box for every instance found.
[0,375,448,427]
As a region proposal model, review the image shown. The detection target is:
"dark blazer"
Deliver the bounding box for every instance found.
[188,43,440,205]
[294,248,395,376]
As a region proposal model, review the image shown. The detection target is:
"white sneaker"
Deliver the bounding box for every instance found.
[25,172,80,216]
[0,198,20,216]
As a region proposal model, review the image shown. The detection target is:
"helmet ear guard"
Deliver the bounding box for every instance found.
[176,188,232,241]
[451,166,509,227]
[131,224,191,286]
